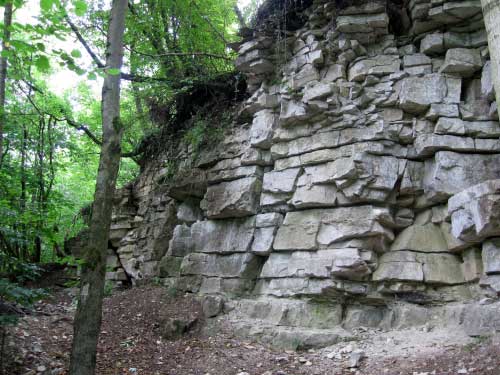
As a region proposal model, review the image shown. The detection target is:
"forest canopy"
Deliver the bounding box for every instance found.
[0,0,256,264]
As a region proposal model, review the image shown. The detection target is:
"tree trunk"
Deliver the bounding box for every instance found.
[481,0,500,106]
[69,1,127,374]
[0,2,12,166]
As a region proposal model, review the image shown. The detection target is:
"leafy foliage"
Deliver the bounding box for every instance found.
[0,253,46,326]
[0,0,242,264]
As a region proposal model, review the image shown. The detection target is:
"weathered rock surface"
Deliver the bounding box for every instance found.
[98,0,500,346]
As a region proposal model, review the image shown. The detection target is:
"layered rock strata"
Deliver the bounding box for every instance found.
[103,0,500,347]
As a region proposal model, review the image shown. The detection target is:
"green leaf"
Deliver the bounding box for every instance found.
[107,68,121,76]
[1,50,12,58]
[87,72,97,80]
[40,0,54,12]
[34,55,50,72]
[73,0,87,16]
[70,49,82,58]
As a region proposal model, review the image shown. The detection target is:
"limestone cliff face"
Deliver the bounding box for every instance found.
[106,0,500,344]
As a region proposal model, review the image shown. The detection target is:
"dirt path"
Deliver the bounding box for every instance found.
[3,286,500,375]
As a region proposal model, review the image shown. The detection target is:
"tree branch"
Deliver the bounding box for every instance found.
[191,0,229,45]
[64,15,105,68]
[124,46,232,61]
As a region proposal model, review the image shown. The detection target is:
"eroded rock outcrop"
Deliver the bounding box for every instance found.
[101,0,500,347]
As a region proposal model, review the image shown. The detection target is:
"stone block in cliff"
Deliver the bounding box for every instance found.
[168,169,208,200]
[260,249,371,280]
[399,74,461,114]
[231,299,342,328]
[482,239,500,275]
[440,48,482,77]
[271,123,402,160]
[158,255,183,278]
[391,223,448,253]
[251,227,276,255]
[434,117,500,138]
[348,55,400,82]
[262,168,301,194]
[459,100,498,121]
[303,82,332,102]
[176,201,203,224]
[373,251,465,285]
[180,252,263,279]
[250,110,277,149]
[414,134,475,157]
[423,153,500,203]
[168,224,194,257]
[279,100,309,126]
[254,277,335,297]
[425,103,459,120]
[481,61,495,101]
[199,277,256,296]
[273,206,393,252]
[289,64,320,90]
[208,165,263,184]
[235,49,273,74]
[420,33,444,55]
[190,217,255,254]
[336,13,389,34]
[322,64,346,82]
[290,174,341,209]
[202,177,261,219]
[448,180,500,242]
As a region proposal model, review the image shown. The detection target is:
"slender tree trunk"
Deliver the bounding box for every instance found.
[481,0,500,106]
[0,2,12,165]
[69,1,127,374]
[19,124,27,260]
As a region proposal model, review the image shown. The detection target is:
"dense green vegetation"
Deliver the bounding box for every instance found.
[0,5,259,359]
[0,0,241,265]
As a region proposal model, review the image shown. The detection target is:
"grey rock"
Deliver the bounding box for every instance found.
[448,179,500,242]
[255,213,283,227]
[273,206,393,252]
[203,177,261,219]
[483,239,500,275]
[391,223,448,253]
[420,33,444,55]
[348,350,365,368]
[251,227,277,255]
[190,217,255,254]
[158,255,183,278]
[399,74,447,113]
[337,13,389,33]
[202,295,224,318]
[348,55,400,82]
[168,224,193,257]
[262,168,301,194]
[425,153,500,203]
[481,61,495,101]
[251,110,278,149]
[440,48,482,77]
[177,201,202,224]
[181,252,263,279]
[425,103,459,120]
[289,64,319,90]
